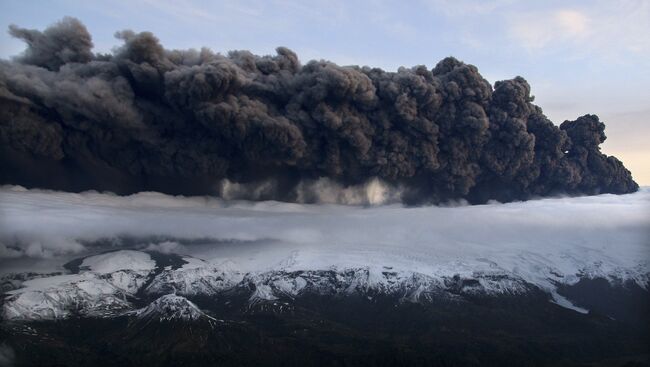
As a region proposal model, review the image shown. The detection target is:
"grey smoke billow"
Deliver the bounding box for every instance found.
[0,18,638,204]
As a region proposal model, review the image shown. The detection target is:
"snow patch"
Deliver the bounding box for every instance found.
[550,291,589,314]
[146,259,243,296]
[80,250,155,274]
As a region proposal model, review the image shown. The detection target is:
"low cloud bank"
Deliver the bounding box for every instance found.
[0,186,647,281]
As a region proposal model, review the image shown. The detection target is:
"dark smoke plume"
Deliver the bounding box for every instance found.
[0,18,638,204]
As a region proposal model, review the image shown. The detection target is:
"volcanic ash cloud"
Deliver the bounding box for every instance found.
[0,17,638,204]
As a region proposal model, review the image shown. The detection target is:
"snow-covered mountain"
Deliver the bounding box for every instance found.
[1,188,648,366]
[134,294,216,322]
[2,248,648,321]
[2,250,157,320]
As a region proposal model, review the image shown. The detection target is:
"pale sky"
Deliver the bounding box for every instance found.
[1,0,648,184]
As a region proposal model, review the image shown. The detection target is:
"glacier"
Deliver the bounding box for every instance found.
[0,186,648,321]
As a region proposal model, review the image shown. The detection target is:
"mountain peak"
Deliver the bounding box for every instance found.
[136,294,211,322]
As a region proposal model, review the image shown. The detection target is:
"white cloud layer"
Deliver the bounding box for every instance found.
[0,186,648,285]
[508,1,650,58]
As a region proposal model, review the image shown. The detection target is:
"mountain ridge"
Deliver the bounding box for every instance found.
[2,250,648,322]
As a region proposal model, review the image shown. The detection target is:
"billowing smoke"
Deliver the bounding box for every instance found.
[0,17,638,204]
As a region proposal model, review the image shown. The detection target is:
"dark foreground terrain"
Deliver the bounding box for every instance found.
[2,283,648,367]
